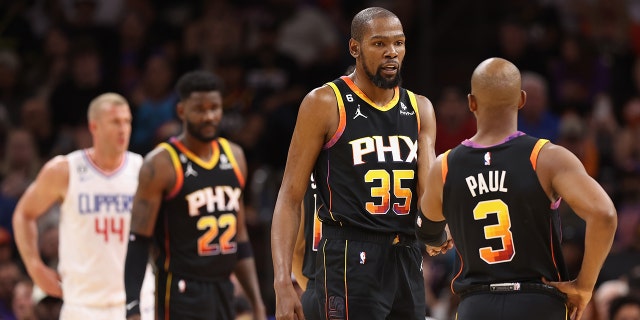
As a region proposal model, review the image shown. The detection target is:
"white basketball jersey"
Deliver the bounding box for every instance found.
[59,150,143,307]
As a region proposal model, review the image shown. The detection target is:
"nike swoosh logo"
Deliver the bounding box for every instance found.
[126,300,139,311]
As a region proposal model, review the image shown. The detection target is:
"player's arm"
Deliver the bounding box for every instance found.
[13,156,68,297]
[125,148,173,319]
[538,144,617,320]
[272,86,335,320]
[228,142,267,320]
[417,154,452,256]
[291,201,308,291]
[415,94,437,197]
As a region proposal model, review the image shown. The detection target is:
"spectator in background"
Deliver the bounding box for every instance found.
[0,228,13,264]
[0,261,23,320]
[491,18,548,77]
[595,280,630,320]
[549,34,610,115]
[25,27,70,98]
[434,86,476,155]
[0,129,41,234]
[129,53,177,154]
[609,296,640,320]
[49,43,112,141]
[19,97,56,160]
[0,50,26,126]
[557,112,600,177]
[12,278,35,320]
[518,71,561,142]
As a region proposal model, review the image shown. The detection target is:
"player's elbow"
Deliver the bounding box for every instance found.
[589,202,617,232]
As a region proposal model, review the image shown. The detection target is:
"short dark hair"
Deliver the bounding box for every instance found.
[609,296,640,320]
[176,70,223,100]
[351,7,398,42]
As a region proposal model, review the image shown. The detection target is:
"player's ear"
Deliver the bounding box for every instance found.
[349,39,359,58]
[468,94,477,112]
[517,90,526,110]
[177,102,186,120]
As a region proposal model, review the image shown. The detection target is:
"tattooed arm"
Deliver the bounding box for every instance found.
[125,148,175,319]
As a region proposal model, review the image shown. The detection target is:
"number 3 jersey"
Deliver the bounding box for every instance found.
[314,76,421,236]
[155,137,244,281]
[442,134,568,293]
[59,149,143,307]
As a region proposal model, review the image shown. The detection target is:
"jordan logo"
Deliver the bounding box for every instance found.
[353,105,367,119]
[185,163,198,177]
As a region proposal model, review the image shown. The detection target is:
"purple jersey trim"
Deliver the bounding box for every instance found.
[461,131,525,148]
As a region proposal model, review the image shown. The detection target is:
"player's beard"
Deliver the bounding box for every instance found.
[186,119,218,142]
[362,52,402,89]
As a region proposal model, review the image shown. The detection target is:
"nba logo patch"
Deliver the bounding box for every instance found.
[484,152,491,166]
[359,251,366,264]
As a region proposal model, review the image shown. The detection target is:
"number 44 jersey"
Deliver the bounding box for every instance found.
[59,149,143,307]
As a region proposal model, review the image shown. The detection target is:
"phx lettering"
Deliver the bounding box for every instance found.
[349,135,417,165]
[186,186,241,216]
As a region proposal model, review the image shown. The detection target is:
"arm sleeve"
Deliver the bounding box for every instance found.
[415,214,448,247]
[124,233,151,317]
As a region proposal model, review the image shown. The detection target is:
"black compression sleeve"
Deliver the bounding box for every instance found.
[415,214,448,247]
[124,233,151,317]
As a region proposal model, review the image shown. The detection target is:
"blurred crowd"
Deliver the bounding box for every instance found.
[0,0,639,319]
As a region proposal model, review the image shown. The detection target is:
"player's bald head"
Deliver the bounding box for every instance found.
[351,7,400,42]
[470,57,522,110]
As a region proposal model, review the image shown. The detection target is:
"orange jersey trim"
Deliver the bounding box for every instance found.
[340,76,399,111]
[158,143,184,200]
[441,149,451,183]
[218,138,245,188]
[164,272,172,320]
[170,137,220,170]
[450,248,464,295]
[324,82,347,149]
[530,139,549,170]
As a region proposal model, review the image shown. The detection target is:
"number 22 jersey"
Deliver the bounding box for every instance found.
[155,137,244,281]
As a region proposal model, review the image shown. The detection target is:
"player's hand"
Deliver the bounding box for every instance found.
[274,282,305,320]
[426,226,454,257]
[542,278,592,320]
[426,238,453,256]
[28,261,62,298]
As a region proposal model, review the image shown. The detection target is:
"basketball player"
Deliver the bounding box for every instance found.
[13,93,154,320]
[271,7,437,320]
[417,57,617,320]
[124,70,266,320]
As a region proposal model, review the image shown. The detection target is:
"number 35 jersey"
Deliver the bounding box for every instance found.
[155,137,244,281]
[442,134,568,293]
[59,149,143,307]
[315,76,421,236]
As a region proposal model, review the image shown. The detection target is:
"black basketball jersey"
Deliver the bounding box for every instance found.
[442,134,568,294]
[301,173,323,281]
[315,76,421,235]
[155,137,245,281]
